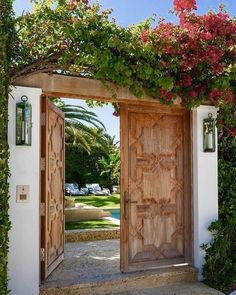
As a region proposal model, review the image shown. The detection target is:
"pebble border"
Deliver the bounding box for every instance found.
[65,228,120,242]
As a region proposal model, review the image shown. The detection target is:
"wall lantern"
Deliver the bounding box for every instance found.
[16,96,32,146]
[203,113,215,152]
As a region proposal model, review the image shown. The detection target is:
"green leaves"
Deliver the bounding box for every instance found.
[157,77,174,91]
[203,136,236,294]
[0,0,13,293]
[9,0,236,129]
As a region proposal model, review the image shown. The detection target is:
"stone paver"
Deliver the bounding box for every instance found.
[112,282,224,295]
[41,240,223,295]
[43,239,120,288]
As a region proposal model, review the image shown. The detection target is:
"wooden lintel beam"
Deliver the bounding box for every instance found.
[14,73,183,106]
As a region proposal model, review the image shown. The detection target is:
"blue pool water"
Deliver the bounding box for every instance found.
[109,209,120,220]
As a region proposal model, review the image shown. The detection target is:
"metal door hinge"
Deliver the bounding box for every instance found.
[41,113,46,126]
[40,248,45,262]
[40,202,46,217]
[41,157,46,171]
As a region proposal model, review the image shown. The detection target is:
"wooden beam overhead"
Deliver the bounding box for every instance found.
[14,73,183,106]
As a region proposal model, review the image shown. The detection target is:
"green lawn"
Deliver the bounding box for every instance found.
[73,194,120,208]
[65,219,119,230]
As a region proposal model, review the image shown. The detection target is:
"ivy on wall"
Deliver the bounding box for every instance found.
[0,0,14,293]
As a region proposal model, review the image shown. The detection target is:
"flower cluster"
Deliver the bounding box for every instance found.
[12,0,236,133]
[174,0,196,13]
[140,0,236,129]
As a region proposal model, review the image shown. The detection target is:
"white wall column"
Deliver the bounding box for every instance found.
[8,86,42,295]
[192,105,218,279]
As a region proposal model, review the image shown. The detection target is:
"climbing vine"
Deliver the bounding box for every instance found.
[11,0,236,130]
[0,0,14,294]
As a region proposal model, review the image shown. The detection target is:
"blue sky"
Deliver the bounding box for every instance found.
[13,1,236,23]
[13,0,236,139]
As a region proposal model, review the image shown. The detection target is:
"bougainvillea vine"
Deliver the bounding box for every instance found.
[11,0,236,133]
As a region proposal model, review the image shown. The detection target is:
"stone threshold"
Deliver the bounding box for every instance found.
[65,227,120,242]
[40,265,197,295]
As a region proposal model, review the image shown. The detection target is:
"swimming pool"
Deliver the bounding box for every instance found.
[107,209,120,220]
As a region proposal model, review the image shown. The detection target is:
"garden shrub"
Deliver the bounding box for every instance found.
[203,135,236,294]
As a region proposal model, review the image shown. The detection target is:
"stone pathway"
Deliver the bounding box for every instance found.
[41,240,224,295]
[42,239,120,288]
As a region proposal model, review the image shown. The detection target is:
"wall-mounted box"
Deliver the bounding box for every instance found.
[16,185,30,203]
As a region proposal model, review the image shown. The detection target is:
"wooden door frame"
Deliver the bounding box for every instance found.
[16,73,193,276]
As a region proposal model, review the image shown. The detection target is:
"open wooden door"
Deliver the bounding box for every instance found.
[40,95,65,280]
[120,103,192,272]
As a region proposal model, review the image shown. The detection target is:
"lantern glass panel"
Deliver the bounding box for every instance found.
[16,97,32,146]
[203,113,215,152]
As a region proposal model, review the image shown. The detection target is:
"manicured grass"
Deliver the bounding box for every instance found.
[73,194,120,208]
[65,219,119,230]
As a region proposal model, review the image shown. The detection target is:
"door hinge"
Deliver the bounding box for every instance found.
[41,113,46,126]
[41,157,46,171]
[40,248,45,262]
[40,202,46,217]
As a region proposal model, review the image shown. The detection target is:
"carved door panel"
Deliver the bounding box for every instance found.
[120,104,191,272]
[41,96,65,280]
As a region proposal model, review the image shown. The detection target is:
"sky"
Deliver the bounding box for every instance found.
[13,0,236,140]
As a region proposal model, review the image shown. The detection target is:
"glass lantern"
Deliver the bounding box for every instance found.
[16,96,32,146]
[203,113,215,152]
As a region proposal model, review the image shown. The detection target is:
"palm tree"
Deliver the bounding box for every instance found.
[98,135,120,191]
[55,100,107,153]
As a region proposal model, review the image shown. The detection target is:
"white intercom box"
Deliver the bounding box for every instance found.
[16,185,30,203]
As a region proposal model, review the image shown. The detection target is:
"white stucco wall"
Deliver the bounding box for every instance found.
[8,86,41,295]
[192,105,218,279]
[7,90,218,293]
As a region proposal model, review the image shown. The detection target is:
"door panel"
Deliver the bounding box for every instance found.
[41,96,65,280]
[120,104,191,272]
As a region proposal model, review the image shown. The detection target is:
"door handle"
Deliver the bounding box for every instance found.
[124,191,137,220]
[125,200,138,204]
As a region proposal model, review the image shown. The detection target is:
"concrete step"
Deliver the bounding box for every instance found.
[40,265,198,295]
[112,282,224,295]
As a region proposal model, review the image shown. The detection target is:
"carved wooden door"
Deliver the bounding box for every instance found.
[120,104,191,272]
[41,96,65,280]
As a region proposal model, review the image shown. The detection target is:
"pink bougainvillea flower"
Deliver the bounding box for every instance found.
[189,89,198,98]
[174,0,197,14]
[209,89,223,103]
[213,63,224,75]
[230,129,236,137]
[225,90,234,104]
[159,89,173,102]
[139,0,236,111]
[140,30,150,43]
[182,74,192,87]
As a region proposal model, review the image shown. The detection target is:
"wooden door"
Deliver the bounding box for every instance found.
[120,104,192,272]
[40,96,65,280]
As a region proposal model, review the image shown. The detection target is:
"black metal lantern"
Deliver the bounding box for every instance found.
[203,113,215,152]
[16,96,32,146]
